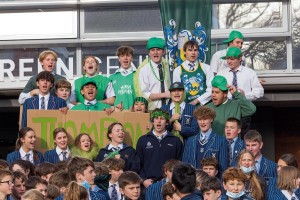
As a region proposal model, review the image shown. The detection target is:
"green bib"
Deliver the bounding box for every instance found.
[71,102,110,111]
[74,75,110,103]
[180,63,207,103]
[110,72,136,110]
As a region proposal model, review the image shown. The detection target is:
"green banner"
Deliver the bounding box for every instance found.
[159,0,212,71]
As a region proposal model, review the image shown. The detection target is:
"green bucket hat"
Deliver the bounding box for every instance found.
[146,37,166,50]
[211,76,228,91]
[220,47,243,59]
[223,30,244,44]
[133,97,148,108]
[81,78,97,89]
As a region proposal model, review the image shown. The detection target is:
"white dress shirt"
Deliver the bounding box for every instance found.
[39,93,50,110]
[169,101,186,116]
[19,147,33,163]
[108,182,122,200]
[55,146,70,161]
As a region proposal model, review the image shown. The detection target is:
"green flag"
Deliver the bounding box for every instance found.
[159,0,212,73]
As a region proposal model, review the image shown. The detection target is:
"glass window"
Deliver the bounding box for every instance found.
[212,2,283,29]
[83,5,162,33]
[0,9,77,40]
[292,0,300,69]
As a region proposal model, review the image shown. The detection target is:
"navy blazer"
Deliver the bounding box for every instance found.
[161,103,198,140]
[182,131,229,177]
[258,156,277,184]
[6,150,44,166]
[231,138,245,166]
[44,148,71,164]
[22,95,67,128]
[146,178,167,200]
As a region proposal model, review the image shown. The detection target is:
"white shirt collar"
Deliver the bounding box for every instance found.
[170,101,186,110]
[39,93,50,101]
[153,130,168,139]
[116,65,137,74]
[108,143,124,150]
[84,99,97,105]
[55,146,70,155]
[19,147,33,160]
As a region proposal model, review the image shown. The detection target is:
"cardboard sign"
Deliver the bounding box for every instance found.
[27,110,150,153]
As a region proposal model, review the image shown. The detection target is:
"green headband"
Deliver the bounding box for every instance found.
[133,97,148,108]
[151,110,170,121]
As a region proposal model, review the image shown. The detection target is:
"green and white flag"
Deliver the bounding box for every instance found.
[159,0,212,72]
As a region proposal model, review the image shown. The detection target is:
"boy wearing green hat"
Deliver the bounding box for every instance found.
[210,30,245,75]
[135,37,171,110]
[173,40,213,106]
[217,46,264,101]
[206,75,256,135]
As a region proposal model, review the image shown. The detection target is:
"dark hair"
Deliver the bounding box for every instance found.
[55,161,68,170]
[172,163,196,194]
[201,157,218,169]
[12,171,28,182]
[0,159,8,169]
[10,160,35,177]
[47,184,60,200]
[67,157,94,181]
[279,154,298,168]
[36,71,55,85]
[183,40,199,52]
[200,176,221,193]
[49,170,71,188]
[64,181,88,200]
[244,130,263,143]
[25,176,47,190]
[102,157,125,171]
[74,133,95,150]
[162,182,176,200]
[94,162,109,176]
[118,171,142,189]
[162,159,181,177]
[35,162,59,177]
[226,117,242,129]
[116,46,134,57]
[106,122,123,141]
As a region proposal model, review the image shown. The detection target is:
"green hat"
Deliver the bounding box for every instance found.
[146,37,166,50]
[169,82,184,91]
[220,47,242,59]
[223,30,244,44]
[211,76,228,91]
[150,109,170,121]
[133,97,148,108]
[81,78,97,89]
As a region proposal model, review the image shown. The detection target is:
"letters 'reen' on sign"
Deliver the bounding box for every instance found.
[27,110,150,153]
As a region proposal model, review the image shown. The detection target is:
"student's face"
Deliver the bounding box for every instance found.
[109,124,125,145]
[110,169,124,183]
[229,38,243,49]
[225,121,241,140]
[211,88,227,106]
[120,183,141,200]
[0,175,13,195]
[245,140,263,159]
[223,179,245,194]
[226,57,242,71]
[80,166,96,185]
[12,178,26,198]
[54,131,68,150]
[83,57,98,76]
[203,166,218,177]
[197,118,213,133]
[35,183,47,198]
[80,84,97,101]
[41,54,56,72]
[41,173,53,183]
[240,152,255,168]
[170,89,184,103]
[119,54,133,69]
[149,48,165,64]
[79,135,91,152]
[20,130,36,151]
[184,45,199,63]
[277,159,288,172]
[153,116,167,134]
[203,189,222,200]
[36,79,53,95]
[133,102,147,113]
[55,87,71,101]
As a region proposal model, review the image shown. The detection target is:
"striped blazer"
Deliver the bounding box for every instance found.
[146,178,167,200]
[182,131,229,177]
[6,150,44,166]
[21,95,67,128]
[258,156,277,184]
[44,148,71,164]
[231,138,245,167]
[55,192,106,200]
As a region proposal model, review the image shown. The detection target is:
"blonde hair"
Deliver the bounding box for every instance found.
[64,181,88,200]
[278,166,300,190]
[39,50,58,62]
[22,189,44,200]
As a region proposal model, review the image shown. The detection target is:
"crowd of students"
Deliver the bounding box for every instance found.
[0,31,298,200]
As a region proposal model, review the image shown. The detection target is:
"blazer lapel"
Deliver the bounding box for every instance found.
[203,132,216,158]
[259,157,267,176]
[32,96,39,109]
[48,95,54,109]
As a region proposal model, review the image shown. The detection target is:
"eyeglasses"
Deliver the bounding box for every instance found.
[0,180,13,185]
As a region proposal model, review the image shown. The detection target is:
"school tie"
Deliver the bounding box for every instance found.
[87,102,93,105]
[41,97,45,110]
[25,153,30,161]
[199,134,207,145]
[188,63,195,71]
[255,160,260,173]
[157,64,166,106]
[111,184,118,200]
[123,70,128,75]
[157,135,163,142]
[62,151,68,161]
[227,139,234,165]
[231,70,238,88]
[112,147,120,152]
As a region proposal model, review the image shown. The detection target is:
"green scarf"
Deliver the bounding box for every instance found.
[70,145,99,161]
[172,92,186,142]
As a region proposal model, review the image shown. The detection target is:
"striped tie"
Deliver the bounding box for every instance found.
[41,97,45,110]
[25,153,30,161]
[62,151,68,161]
[231,70,238,88]
[111,184,118,200]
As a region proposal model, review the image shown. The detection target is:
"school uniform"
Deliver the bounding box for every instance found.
[6,147,44,165]
[21,94,67,128]
[229,137,245,167]
[181,192,203,200]
[182,130,228,177]
[161,102,198,142]
[55,191,106,200]
[95,143,140,173]
[71,99,110,111]
[145,178,167,200]
[92,186,110,200]
[256,155,277,184]
[266,187,299,200]
[44,146,71,164]
[221,195,253,200]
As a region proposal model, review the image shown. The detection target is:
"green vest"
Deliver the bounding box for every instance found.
[110,72,136,110]
[71,102,110,111]
[74,75,110,103]
[180,63,207,103]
